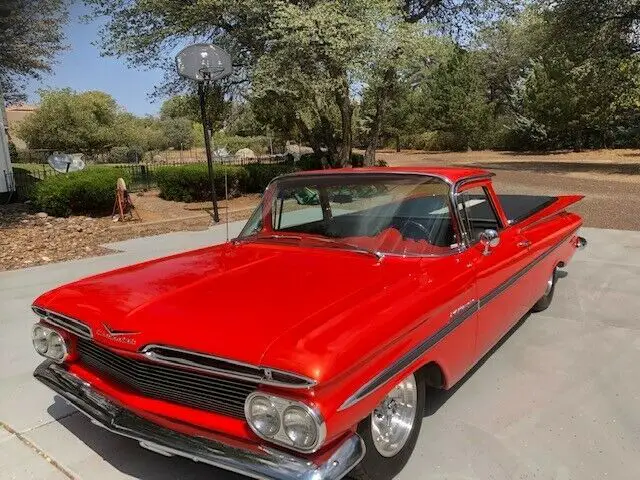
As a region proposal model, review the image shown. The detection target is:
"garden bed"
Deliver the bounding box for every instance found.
[0,190,260,271]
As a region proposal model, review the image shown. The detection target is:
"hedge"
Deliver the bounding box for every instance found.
[243,163,298,193]
[34,169,131,217]
[155,164,249,202]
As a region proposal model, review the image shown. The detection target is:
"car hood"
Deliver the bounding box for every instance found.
[35,242,424,381]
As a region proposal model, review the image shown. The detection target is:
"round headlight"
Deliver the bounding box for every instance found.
[248,396,280,437]
[32,326,48,355]
[283,406,318,449]
[46,331,67,361]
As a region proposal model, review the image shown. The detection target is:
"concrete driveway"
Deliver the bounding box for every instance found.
[1,225,639,480]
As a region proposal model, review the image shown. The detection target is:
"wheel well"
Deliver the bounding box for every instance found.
[418,361,445,389]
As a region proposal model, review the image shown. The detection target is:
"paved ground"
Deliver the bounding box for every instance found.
[1,224,639,479]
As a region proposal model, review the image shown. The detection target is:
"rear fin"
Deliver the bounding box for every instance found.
[518,195,584,229]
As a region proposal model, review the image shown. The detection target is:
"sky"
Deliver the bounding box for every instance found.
[24,3,166,116]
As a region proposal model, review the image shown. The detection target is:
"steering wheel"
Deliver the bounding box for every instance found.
[399,220,430,240]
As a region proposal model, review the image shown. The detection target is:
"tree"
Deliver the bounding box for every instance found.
[17,89,120,152]
[421,47,494,150]
[161,117,194,150]
[86,0,415,167]
[0,0,69,103]
[160,87,230,131]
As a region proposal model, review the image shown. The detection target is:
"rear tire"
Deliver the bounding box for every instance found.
[531,268,557,312]
[349,372,425,480]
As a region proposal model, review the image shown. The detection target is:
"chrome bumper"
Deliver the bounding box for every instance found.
[34,361,364,480]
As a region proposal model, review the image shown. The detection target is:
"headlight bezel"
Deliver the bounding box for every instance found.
[244,392,326,453]
[31,323,69,363]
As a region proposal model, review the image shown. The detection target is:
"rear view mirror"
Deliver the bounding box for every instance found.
[479,229,500,255]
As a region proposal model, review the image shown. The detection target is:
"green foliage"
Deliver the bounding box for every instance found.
[0,0,69,103]
[296,154,325,171]
[33,169,129,217]
[212,132,269,155]
[17,89,119,152]
[106,145,145,163]
[155,165,248,202]
[421,48,494,150]
[244,163,298,193]
[8,141,18,162]
[161,117,194,150]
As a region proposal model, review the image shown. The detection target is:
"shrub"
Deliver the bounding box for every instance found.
[107,146,129,163]
[244,163,298,193]
[296,153,324,171]
[104,145,146,164]
[212,132,270,155]
[350,153,365,167]
[34,168,130,217]
[155,164,249,202]
[8,141,18,162]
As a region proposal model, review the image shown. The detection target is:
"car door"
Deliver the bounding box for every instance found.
[456,182,534,359]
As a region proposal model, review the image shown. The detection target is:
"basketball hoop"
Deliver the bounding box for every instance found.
[175,44,232,83]
[175,43,233,223]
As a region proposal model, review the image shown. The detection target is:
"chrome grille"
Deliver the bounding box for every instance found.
[76,338,255,418]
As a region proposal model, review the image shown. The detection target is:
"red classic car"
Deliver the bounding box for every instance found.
[31,167,586,480]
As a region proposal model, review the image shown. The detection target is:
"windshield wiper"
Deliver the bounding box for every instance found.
[300,236,384,260]
[235,234,383,260]
[234,234,303,244]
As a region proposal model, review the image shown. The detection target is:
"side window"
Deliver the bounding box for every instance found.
[458,187,501,243]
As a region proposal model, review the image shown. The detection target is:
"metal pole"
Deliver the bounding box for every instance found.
[198,81,220,222]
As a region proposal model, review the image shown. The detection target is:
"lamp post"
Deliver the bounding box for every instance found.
[175,44,232,223]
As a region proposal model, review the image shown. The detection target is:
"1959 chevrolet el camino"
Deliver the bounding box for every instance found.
[31,167,586,480]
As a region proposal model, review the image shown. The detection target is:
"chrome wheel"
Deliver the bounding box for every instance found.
[371,373,418,457]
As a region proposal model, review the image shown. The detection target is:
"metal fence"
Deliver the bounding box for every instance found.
[10,155,290,199]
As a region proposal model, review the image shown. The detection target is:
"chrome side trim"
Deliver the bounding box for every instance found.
[339,228,578,411]
[34,361,365,480]
[141,344,317,389]
[32,306,93,339]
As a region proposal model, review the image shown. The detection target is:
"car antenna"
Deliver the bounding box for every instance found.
[225,165,229,242]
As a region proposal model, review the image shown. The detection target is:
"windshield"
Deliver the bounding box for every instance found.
[238,173,460,256]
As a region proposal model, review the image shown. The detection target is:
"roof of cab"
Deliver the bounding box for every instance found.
[290,166,493,184]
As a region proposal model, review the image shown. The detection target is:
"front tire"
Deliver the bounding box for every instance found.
[349,372,425,480]
[531,268,557,312]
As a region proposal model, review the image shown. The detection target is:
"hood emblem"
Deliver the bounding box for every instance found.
[96,323,141,345]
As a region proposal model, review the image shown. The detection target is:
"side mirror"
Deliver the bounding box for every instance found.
[479,229,500,255]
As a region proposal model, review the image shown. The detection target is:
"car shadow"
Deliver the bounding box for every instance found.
[423,311,532,418]
[423,270,569,418]
[47,397,245,479]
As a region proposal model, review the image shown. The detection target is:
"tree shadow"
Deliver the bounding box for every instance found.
[500,150,577,157]
[468,161,640,176]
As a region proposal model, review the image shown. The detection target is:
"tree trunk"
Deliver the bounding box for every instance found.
[364,68,396,166]
[335,75,353,168]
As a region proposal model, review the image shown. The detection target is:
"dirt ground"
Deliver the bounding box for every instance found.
[379,149,640,231]
[0,191,260,271]
[2,149,639,271]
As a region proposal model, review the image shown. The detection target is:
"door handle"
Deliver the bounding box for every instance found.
[517,240,531,248]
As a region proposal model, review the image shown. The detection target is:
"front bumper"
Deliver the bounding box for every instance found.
[34,361,364,480]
